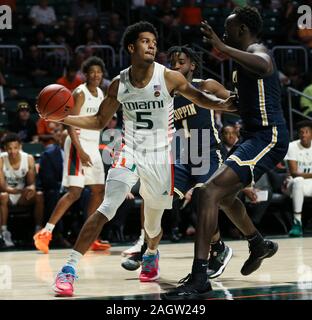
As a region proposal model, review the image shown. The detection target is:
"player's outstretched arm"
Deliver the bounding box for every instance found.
[201,21,273,77]
[165,69,236,112]
[200,79,231,99]
[62,79,120,130]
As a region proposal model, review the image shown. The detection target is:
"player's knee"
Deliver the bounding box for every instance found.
[144,222,161,239]
[97,200,118,221]
[0,192,9,203]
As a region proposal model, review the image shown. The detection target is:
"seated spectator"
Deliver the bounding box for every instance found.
[8,101,38,143]
[61,17,79,52]
[37,127,71,248]
[37,119,64,146]
[71,0,98,26]
[29,0,57,27]
[298,23,312,49]
[284,120,312,237]
[0,133,44,247]
[56,63,83,92]
[220,124,239,158]
[82,27,102,46]
[29,28,51,46]
[178,0,202,26]
[25,45,49,81]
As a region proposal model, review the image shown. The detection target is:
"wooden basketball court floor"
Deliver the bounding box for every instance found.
[1,237,312,300]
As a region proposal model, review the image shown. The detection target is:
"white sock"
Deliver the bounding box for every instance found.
[65,250,83,271]
[146,248,157,255]
[139,229,145,242]
[1,225,7,232]
[294,213,302,223]
[45,223,55,233]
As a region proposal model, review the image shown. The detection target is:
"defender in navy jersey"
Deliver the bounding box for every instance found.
[165,6,289,300]
[170,46,233,278]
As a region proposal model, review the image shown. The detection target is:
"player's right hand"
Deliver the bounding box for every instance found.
[78,150,93,167]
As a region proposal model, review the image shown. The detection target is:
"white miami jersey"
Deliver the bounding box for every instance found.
[285,139,312,173]
[76,83,104,141]
[0,151,28,189]
[117,62,174,152]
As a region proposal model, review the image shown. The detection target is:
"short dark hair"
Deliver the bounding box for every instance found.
[2,133,21,146]
[232,6,263,36]
[167,45,200,71]
[81,56,105,74]
[122,21,158,54]
[221,124,236,135]
[296,120,312,130]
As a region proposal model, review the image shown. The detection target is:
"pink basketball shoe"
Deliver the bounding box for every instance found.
[53,266,77,297]
[139,251,160,282]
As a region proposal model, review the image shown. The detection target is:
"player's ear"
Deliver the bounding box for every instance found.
[128,44,135,54]
[239,24,247,36]
[190,62,196,72]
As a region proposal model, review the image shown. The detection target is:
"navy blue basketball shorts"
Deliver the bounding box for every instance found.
[224,125,289,186]
[174,149,223,198]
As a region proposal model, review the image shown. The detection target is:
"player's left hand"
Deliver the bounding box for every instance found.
[23,186,36,200]
[222,95,238,112]
[243,188,258,203]
[201,21,226,52]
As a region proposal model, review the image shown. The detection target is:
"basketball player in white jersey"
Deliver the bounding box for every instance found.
[34,57,109,254]
[51,21,235,297]
[0,133,44,247]
[285,120,312,237]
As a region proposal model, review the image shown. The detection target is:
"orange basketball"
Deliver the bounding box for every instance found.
[36,84,74,121]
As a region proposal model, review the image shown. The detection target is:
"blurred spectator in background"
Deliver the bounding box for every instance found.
[82,27,102,46]
[8,102,37,143]
[71,0,98,27]
[29,0,57,28]
[282,61,305,91]
[157,51,170,68]
[37,119,64,147]
[0,133,44,248]
[220,124,239,158]
[280,0,299,44]
[61,17,80,52]
[56,63,83,92]
[109,12,125,36]
[300,75,312,118]
[25,45,49,83]
[37,127,71,247]
[29,28,51,46]
[178,0,202,26]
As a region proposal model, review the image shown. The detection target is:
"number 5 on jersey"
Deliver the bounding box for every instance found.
[136,112,154,129]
